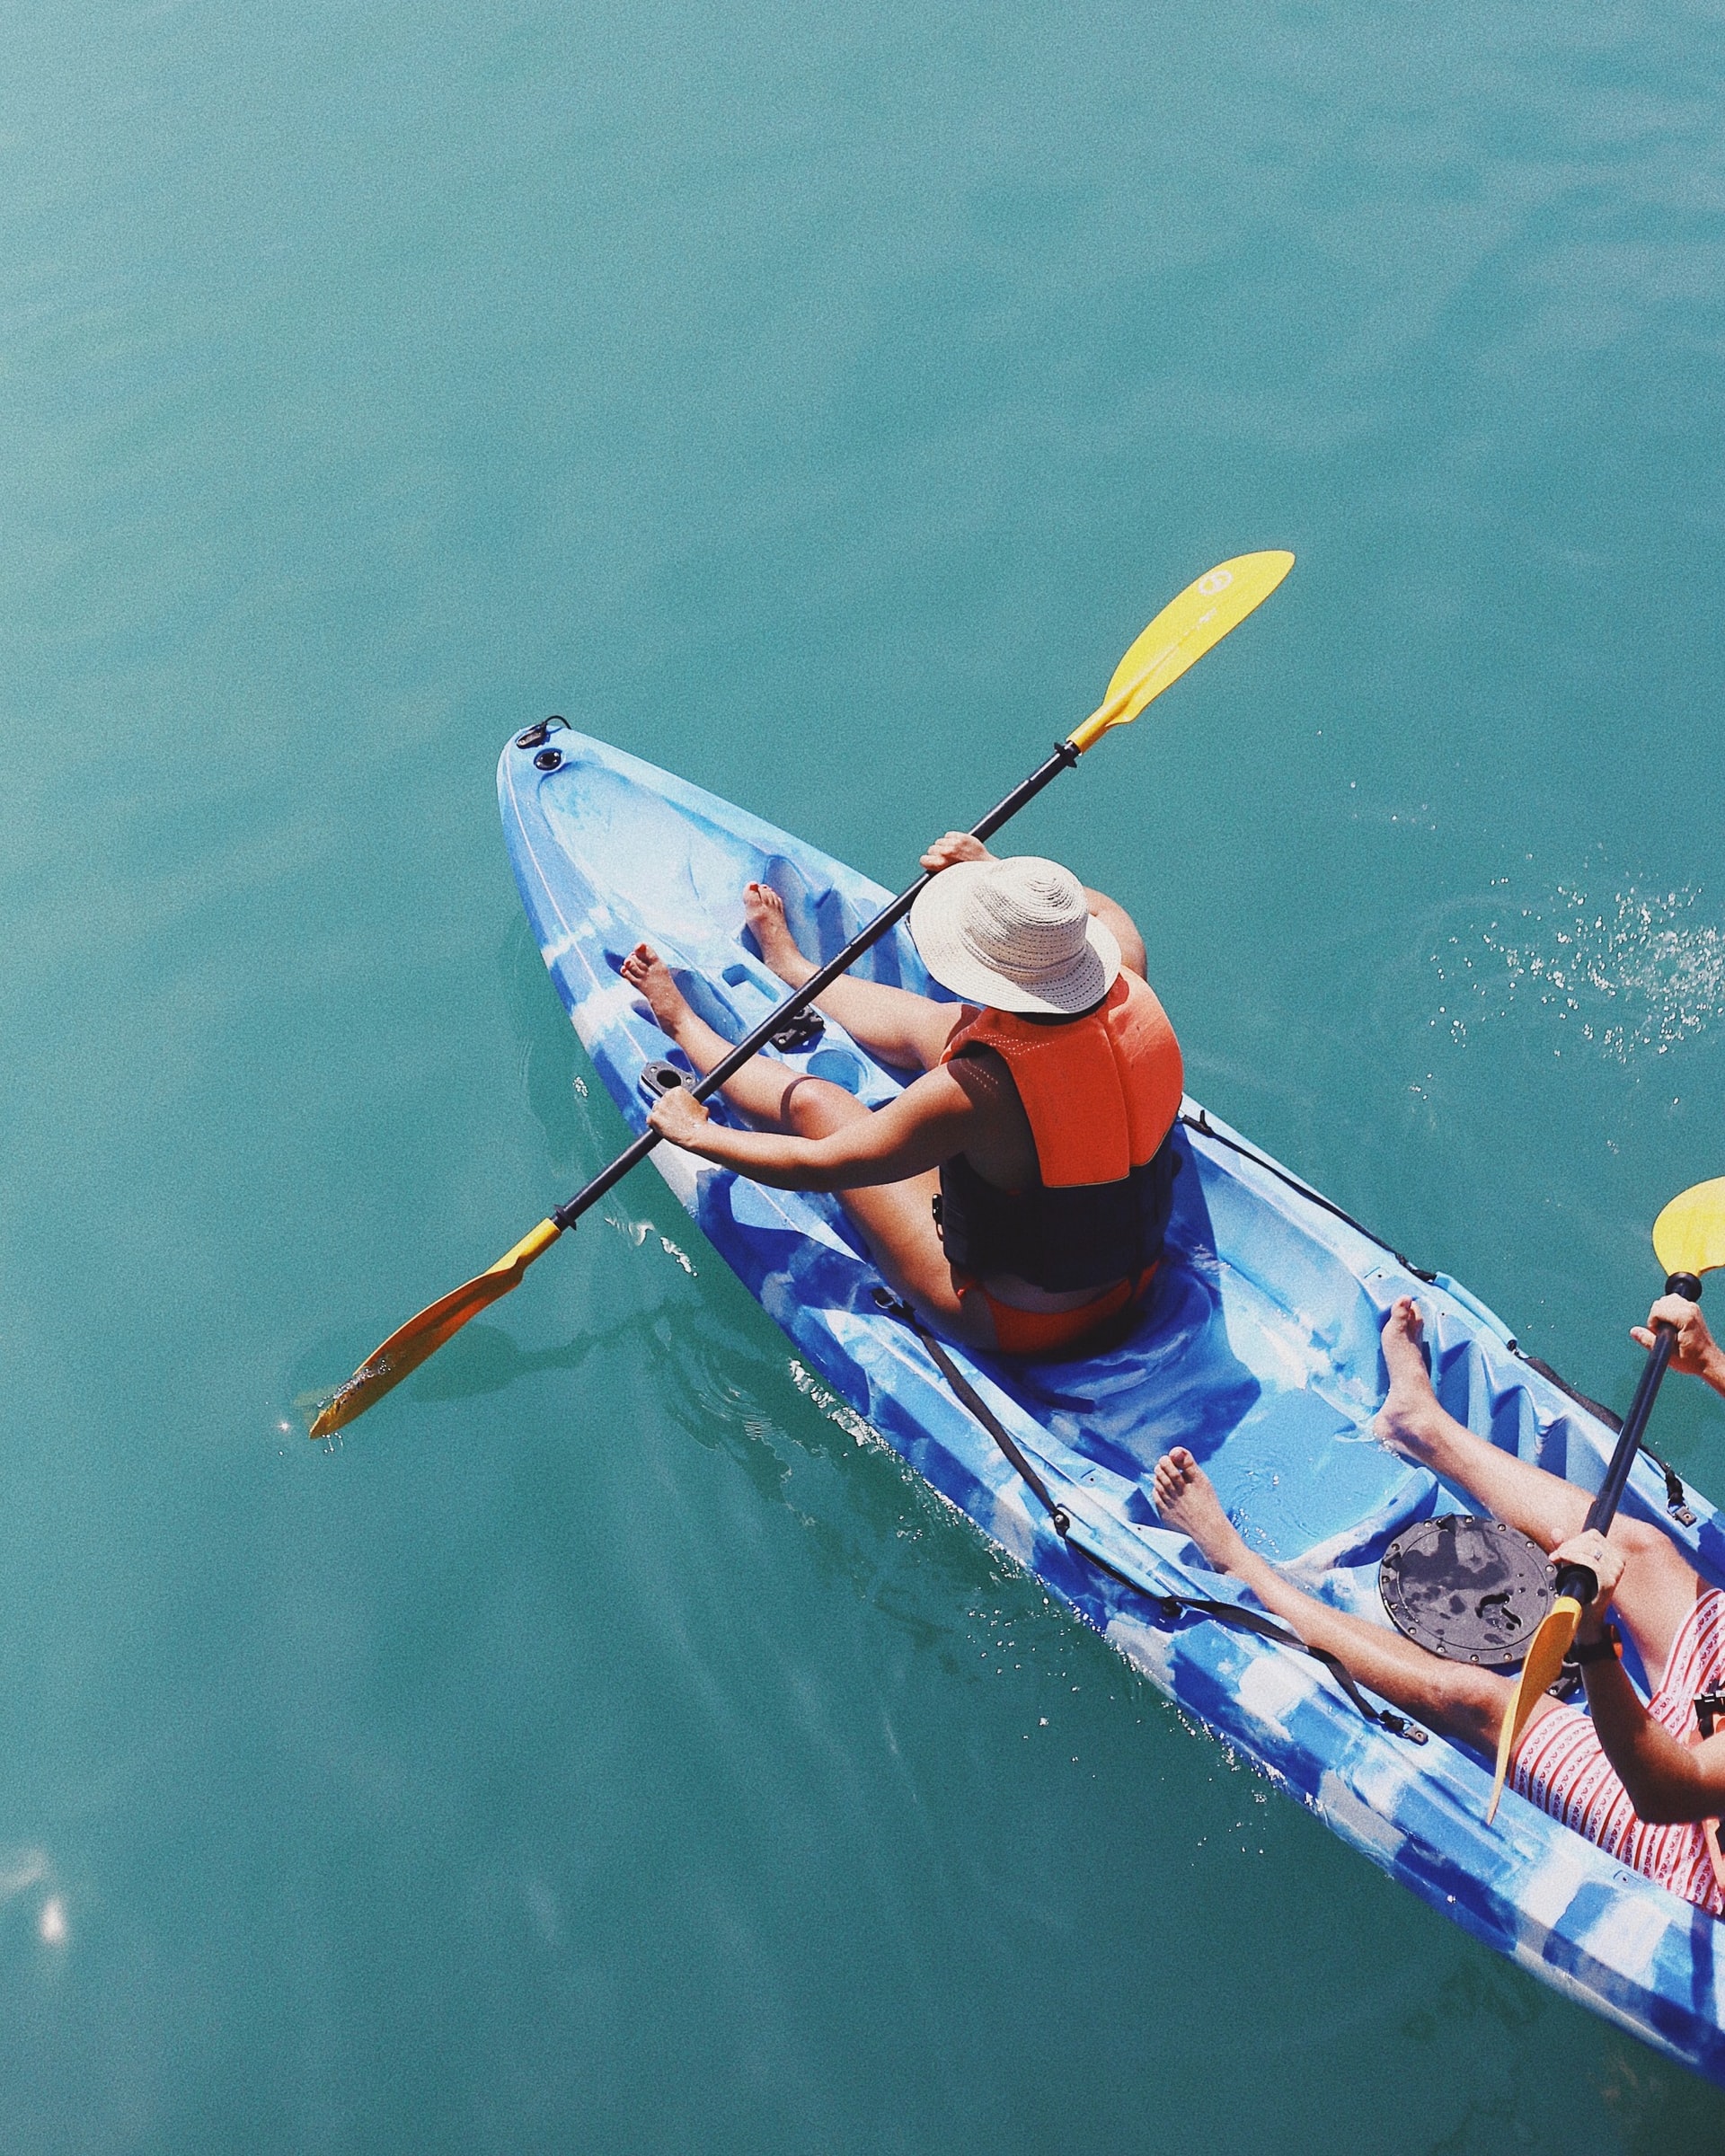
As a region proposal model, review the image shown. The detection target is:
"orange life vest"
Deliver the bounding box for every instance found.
[935,971,1184,1293]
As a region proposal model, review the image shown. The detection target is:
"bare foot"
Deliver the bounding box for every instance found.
[1152,1446,1252,1573]
[1374,1295,1446,1458]
[621,943,694,1038]
[743,882,813,985]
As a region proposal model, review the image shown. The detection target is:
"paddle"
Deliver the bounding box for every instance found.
[309,549,1295,1438]
[1486,1176,1725,1821]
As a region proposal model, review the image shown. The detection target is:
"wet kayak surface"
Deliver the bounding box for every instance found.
[4,0,1725,2147]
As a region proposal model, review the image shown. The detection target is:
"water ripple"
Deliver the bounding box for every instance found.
[1431,880,1725,1061]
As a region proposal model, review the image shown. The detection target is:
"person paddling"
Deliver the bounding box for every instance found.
[1154,1295,1725,1915]
[625,833,1182,1356]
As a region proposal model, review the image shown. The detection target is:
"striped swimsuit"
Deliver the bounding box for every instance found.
[1511,1586,1725,1916]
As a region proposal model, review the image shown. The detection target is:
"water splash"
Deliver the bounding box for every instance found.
[605,1213,697,1274]
[1430,882,1725,1062]
[788,1357,882,1448]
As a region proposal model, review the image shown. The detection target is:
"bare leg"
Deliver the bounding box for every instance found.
[624,941,815,1127]
[621,942,995,1347]
[743,883,959,1073]
[1377,1297,1699,1690]
[1152,1447,1546,1754]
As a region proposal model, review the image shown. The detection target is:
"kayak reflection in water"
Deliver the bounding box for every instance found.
[627,832,1183,1356]
[1155,1294,1725,1915]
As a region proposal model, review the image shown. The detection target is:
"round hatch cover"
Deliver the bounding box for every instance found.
[1379,1515,1553,1666]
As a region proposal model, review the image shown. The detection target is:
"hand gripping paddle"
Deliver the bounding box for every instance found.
[1486,1176,1725,1822]
[310,551,1295,1437]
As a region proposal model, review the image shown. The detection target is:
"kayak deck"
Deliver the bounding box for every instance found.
[501,723,1725,2083]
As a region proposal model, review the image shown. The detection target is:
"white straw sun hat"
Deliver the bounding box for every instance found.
[907,855,1120,1016]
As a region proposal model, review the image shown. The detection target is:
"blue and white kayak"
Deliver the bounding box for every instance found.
[500,721,1725,2082]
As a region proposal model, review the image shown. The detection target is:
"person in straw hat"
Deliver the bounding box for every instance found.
[624,831,1185,1356]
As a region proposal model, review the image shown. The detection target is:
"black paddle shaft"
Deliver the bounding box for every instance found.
[1552,1269,1704,1607]
[549,740,1083,1233]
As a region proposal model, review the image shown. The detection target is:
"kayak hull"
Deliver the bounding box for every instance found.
[500,724,1725,2082]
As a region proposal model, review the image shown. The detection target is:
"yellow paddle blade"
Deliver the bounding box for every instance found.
[1066,550,1296,755]
[308,1217,563,1437]
[1653,1176,1725,1282]
[1486,1595,1583,1823]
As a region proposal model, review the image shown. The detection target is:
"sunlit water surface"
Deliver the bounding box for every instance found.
[3,0,1724,2147]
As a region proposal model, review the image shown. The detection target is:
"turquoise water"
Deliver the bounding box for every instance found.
[4,0,1725,2143]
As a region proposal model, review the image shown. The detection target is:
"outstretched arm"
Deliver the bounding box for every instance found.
[1633,1297,1725,1399]
[1581,1658,1725,1823]
[646,1064,978,1192]
[1560,1529,1725,1824]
